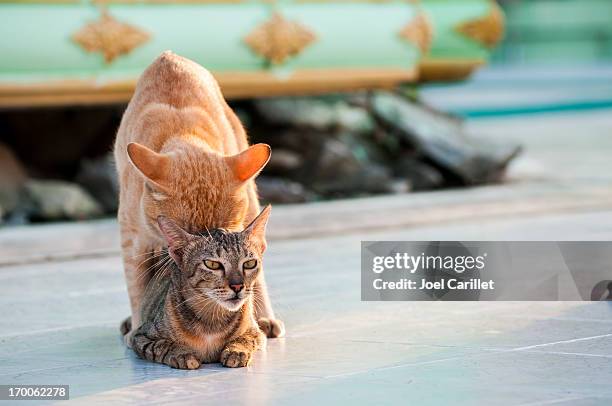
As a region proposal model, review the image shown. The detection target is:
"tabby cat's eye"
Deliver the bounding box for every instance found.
[243,259,258,270]
[204,260,222,270]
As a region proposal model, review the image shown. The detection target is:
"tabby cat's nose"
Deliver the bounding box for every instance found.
[230,284,243,293]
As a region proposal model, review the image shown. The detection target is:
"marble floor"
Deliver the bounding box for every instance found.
[1,111,612,405]
[1,210,612,405]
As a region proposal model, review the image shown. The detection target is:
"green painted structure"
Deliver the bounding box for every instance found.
[494,0,612,64]
[0,0,503,107]
[423,0,494,62]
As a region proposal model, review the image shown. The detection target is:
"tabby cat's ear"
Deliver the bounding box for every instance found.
[227,144,271,182]
[243,205,271,253]
[127,142,171,190]
[157,216,191,264]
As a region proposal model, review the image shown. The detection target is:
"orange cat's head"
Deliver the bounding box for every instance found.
[126,142,270,233]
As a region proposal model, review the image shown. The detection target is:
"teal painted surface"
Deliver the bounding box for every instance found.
[0,5,104,73]
[278,4,419,70]
[493,0,612,64]
[0,2,422,85]
[0,4,268,77]
[0,0,497,88]
[421,64,612,118]
[457,99,612,118]
[107,5,268,72]
[422,0,492,61]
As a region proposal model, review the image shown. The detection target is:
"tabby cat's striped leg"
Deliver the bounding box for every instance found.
[132,331,201,370]
[220,328,265,368]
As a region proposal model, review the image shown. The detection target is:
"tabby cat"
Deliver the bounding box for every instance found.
[128,206,271,369]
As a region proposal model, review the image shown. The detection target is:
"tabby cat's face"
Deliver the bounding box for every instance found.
[179,230,262,311]
[158,206,270,312]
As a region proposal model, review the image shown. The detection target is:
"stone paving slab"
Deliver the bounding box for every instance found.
[1,210,612,404]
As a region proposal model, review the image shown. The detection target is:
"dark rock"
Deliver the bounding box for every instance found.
[254,96,374,133]
[315,137,361,176]
[255,128,310,152]
[0,142,28,218]
[2,209,30,226]
[389,179,411,194]
[1,106,122,179]
[312,163,394,196]
[75,154,119,213]
[394,157,445,191]
[232,107,251,129]
[336,130,389,166]
[369,92,521,185]
[265,149,303,175]
[254,125,397,196]
[256,177,315,204]
[303,137,395,195]
[24,180,103,221]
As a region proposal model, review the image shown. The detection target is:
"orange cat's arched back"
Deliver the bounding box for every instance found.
[114,52,283,344]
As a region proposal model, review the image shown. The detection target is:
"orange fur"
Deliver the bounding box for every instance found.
[114,51,281,344]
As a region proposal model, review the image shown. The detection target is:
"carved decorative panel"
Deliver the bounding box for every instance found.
[399,12,433,54]
[456,1,504,48]
[72,11,150,63]
[244,12,317,65]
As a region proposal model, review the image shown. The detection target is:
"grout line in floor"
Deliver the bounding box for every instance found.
[0,357,130,379]
[515,395,605,406]
[518,350,612,359]
[0,321,118,339]
[507,332,612,351]
[322,332,612,380]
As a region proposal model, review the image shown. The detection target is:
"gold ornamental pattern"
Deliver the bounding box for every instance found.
[455,0,505,48]
[399,12,433,54]
[72,11,150,63]
[244,12,317,65]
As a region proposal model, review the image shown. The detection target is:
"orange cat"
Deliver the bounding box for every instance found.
[114,51,283,346]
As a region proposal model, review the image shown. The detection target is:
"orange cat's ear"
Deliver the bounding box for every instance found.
[157,216,192,264]
[127,143,171,189]
[227,144,271,182]
[243,205,271,253]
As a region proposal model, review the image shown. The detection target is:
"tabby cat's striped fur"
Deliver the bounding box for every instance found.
[128,206,271,369]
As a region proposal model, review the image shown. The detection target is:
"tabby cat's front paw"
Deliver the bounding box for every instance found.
[257,317,285,338]
[220,347,252,368]
[166,352,201,370]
